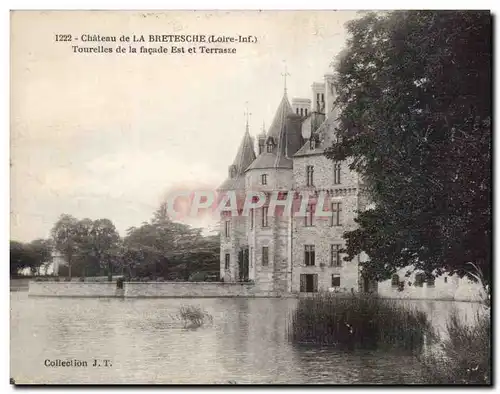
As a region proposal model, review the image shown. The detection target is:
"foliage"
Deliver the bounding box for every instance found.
[121,203,220,280]
[10,239,52,277]
[50,214,80,278]
[178,305,213,329]
[287,293,433,351]
[326,11,491,286]
[51,214,120,279]
[420,309,490,384]
[25,202,219,281]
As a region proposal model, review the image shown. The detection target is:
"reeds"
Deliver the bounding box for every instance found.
[287,293,433,352]
[419,308,491,384]
[178,305,213,329]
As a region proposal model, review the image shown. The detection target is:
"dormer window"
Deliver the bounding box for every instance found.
[310,138,316,150]
[266,138,274,153]
[229,165,237,178]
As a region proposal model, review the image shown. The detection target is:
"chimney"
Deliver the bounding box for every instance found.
[311,82,325,113]
[291,98,311,118]
[324,73,336,118]
[257,122,266,154]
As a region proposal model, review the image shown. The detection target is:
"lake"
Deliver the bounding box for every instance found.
[10,291,482,384]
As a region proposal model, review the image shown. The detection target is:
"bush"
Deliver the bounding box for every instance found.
[287,293,433,351]
[178,305,213,329]
[79,277,85,282]
[53,277,60,282]
[420,309,491,384]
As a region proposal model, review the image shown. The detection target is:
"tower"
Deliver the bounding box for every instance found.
[244,89,303,293]
[218,115,256,282]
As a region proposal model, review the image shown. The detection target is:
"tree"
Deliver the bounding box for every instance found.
[28,239,53,275]
[51,214,80,278]
[10,241,31,276]
[326,12,491,287]
[51,215,120,279]
[10,239,52,277]
[122,204,220,280]
[78,219,120,281]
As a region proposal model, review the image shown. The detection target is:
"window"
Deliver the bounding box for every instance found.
[229,165,237,178]
[304,245,315,266]
[415,273,425,287]
[300,274,318,292]
[310,138,316,150]
[305,108,308,116]
[250,208,254,229]
[225,254,230,270]
[305,204,315,227]
[321,93,325,103]
[266,143,273,153]
[331,202,342,226]
[334,162,341,184]
[262,206,269,227]
[444,276,448,284]
[306,165,314,186]
[261,174,267,185]
[426,274,435,288]
[391,274,400,287]
[296,108,299,115]
[224,220,230,237]
[331,244,342,267]
[332,274,341,287]
[262,246,269,266]
[300,108,304,116]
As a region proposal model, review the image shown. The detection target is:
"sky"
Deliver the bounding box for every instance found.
[10,10,361,242]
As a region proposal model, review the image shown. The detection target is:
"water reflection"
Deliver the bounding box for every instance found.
[10,292,481,384]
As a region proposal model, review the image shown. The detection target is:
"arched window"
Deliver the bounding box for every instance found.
[415,273,425,287]
[391,274,400,287]
[229,165,237,178]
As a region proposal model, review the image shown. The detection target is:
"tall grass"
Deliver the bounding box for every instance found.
[420,308,491,384]
[178,305,213,329]
[287,293,433,352]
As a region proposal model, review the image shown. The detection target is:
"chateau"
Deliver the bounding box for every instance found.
[218,73,374,295]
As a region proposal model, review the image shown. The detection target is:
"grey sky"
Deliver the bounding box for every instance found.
[10,10,360,242]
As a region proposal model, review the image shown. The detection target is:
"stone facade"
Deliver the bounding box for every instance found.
[218,73,369,295]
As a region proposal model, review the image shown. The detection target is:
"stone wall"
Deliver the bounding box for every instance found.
[124,282,261,298]
[28,281,119,297]
[28,281,278,298]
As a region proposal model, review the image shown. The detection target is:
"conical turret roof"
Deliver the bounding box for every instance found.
[246,93,303,171]
[218,129,256,190]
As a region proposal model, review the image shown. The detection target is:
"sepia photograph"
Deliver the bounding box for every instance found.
[9,10,491,385]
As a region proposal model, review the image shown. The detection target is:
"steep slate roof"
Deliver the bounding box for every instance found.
[246,94,303,171]
[294,109,340,157]
[218,129,256,190]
